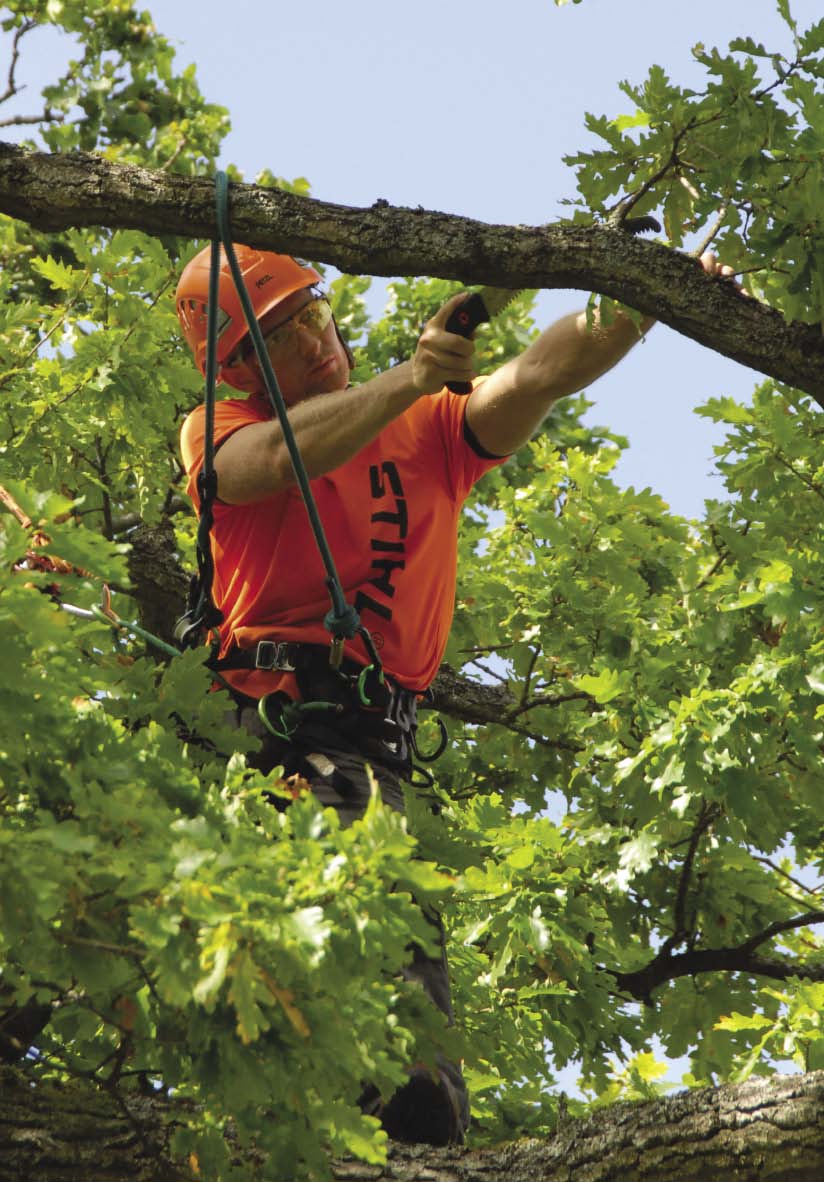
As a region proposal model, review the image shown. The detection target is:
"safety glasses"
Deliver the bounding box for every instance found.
[261,296,333,357]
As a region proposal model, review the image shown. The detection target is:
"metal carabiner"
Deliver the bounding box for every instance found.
[410,717,449,763]
[357,662,385,707]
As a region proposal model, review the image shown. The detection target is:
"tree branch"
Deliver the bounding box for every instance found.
[2,1064,823,1182]
[739,910,824,956]
[2,142,823,404]
[612,915,824,1003]
[665,801,722,954]
[0,20,35,108]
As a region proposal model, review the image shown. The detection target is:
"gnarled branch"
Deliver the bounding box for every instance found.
[2,1064,823,1182]
[1,142,823,405]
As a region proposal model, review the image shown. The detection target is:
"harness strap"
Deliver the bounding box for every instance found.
[212,639,303,673]
[212,640,392,710]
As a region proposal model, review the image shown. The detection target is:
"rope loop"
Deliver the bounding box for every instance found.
[179,171,384,680]
[323,602,361,641]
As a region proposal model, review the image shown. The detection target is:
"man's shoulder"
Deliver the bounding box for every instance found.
[180,393,270,471]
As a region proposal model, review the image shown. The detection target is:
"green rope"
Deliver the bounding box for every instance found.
[212,171,362,645]
[91,604,180,659]
[87,603,235,693]
[177,239,224,649]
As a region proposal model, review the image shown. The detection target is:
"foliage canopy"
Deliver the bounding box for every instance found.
[1,1,823,1178]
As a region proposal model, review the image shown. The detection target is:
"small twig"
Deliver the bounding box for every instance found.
[0,274,93,389]
[110,495,189,534]
[95,435,114,540]
[510,690,595,716]
[57,934,145,960]
[160,134,187,172]
[608,149,679,226]
[519,646,541,709]
[752,854,823,897]
[671,802,720,946]
[504,721,583,754]
[770,448,824,502]
[458,642,516,655]
[739,910,824,956]
[689,549,730,594]
[689,204,729,258]
[467,657,509,686]
[0,19,35,105]
[0,483,32,528]
[0,109,59,129]
[23,277,175,428]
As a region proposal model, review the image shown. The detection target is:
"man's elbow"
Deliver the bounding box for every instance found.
[517,351,583,404]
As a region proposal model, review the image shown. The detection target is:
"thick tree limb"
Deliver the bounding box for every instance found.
[614,941,824,1004]
[2,1065,823,1182]
[2,142,823,405]
[428,662,516,725]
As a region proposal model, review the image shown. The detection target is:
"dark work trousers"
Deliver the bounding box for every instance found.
[229,698,470,1134]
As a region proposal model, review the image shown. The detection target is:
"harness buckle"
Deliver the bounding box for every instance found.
[329,636,345,670]
[255,640,296,672]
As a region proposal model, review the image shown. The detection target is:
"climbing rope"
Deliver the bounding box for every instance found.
[179,170,381,677]
[65,585,236,693]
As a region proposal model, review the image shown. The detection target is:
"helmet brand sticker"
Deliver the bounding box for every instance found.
[255,273,273,288]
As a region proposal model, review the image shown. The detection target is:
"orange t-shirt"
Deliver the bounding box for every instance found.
[180,386,504,699]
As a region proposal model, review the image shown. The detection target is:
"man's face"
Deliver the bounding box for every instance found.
[253,289,350,406]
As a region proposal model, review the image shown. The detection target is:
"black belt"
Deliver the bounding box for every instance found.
[213,639,446,775]
[211,639,305,673]
[212,639,406,716]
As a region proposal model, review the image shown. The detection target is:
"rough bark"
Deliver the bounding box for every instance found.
[1,1065,822,1182]
[2,142,823,406]
[126,519,191,649]
[428,662,516,726]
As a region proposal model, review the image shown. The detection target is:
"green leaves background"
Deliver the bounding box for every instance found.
[1,1,824,1177]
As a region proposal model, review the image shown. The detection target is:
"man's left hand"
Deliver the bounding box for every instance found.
[698,251,748,295]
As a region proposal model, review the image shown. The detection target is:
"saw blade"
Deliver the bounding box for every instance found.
[476,285,525,319]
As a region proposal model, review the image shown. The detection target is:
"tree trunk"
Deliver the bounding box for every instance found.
[2,1066,822,1182]
[1,142,823,405]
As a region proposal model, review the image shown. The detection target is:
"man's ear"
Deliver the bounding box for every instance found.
[334,322,355,369]
[218,356,265,395]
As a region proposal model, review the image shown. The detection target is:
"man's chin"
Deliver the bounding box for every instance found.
[308,364,348,397]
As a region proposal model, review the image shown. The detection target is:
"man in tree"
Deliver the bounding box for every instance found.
[176,243,730,1146]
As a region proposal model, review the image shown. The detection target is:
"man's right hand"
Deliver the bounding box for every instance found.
[412,294,477,395]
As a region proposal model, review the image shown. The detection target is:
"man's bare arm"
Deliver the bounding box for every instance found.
[465,305,654,457]
[215,294,474,504]
[465,253,739,457]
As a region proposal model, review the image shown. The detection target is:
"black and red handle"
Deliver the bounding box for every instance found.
[445,292,490,394]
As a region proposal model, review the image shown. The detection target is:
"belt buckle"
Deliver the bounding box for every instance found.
[255,640,295,673]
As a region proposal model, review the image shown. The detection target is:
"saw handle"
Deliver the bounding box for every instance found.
[445,292,489,395]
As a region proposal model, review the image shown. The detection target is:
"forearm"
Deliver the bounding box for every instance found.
[215,362,421,503]
[466,306,654,456]
[521,305,655,402]
[275,361,421,479]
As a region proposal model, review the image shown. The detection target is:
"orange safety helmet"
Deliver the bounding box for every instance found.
[176,245,322,393]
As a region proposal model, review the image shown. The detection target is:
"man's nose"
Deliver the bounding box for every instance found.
[295,324,322,359]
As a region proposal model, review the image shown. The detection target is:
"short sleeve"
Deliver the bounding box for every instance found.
[410,380,507,503]
[180,395,270,508]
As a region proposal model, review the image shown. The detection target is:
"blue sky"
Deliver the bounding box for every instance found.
[5,0,819,516]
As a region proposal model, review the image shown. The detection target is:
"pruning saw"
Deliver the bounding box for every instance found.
[445,286,523,394]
